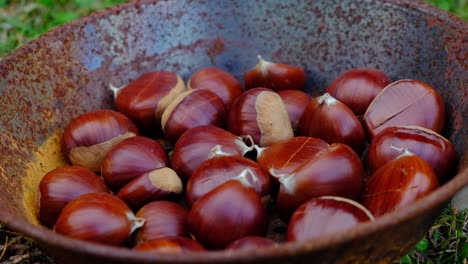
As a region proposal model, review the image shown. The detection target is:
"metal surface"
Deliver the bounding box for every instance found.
[0,0,466,263]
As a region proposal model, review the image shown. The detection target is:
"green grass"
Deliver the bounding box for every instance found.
[0,0,467,263]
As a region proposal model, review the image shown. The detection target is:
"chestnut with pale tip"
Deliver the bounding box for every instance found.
[277,89,311,132]
[171,125,254,182]
[364,79,445,138]
[38,166,109,228]
[54,192,145,246]
[367,125,456,182]
[117,167,183,210]
[244,55,306,91]
[187,67,243,110]
[133,236,205,253]
[297,93,366,154]
[61,109,139,172]
[186,155,271,207]
[287,196,374,242]
[188,180,267,249]
[228,87,294,147]
[134,201,189,244]
[101,136,169,192]
[362,149,440,217]
[225,236,276,250]
[111,71,186,135]
[161,89,226,143]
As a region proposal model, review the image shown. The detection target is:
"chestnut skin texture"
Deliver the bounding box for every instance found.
[225,236,276,250]
[54,193,138,246]
[134,201,189,244]
[39,166,109,228]
[288,196,374,242]
[101,136,169,192]
[368,126,456,182]
[133,236,205,253]
[364,79,445,138]
[187,67,243,110]
[277,90,311,132]
[325,68,391,115]
[186,155,271,207]
[188,180,267,249]
[362,153,439,217]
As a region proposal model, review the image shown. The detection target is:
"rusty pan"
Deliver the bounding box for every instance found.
[0,0,466,263]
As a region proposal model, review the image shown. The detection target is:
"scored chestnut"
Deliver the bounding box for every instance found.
[61,109,139,172]
[244,55,306,91]
[54,193,145,246]
[277,89,311,132]
[133,236,205,253]
[38,166,109,228]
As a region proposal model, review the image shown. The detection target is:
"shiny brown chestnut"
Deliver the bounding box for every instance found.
[297,93,366,154]
[228,87,293,147]
[225,236,276,250]
[187,67,243,110]
[362,150,440,217]
[364,79,445,138]
[134,201,189,244]
[256,137,329,183]
[325,68,391,115]
[186,155,271,207]
[54,193,145,246]
[161,89,226,143]
[273,143,364,218]
[61,109,139,172]
[133,236,205,253]
[111,71,186,135]
[171,125,254,182]
[117,167,183,210]
[287,196,374,242]
[368,125,456,182]
[38,166,109,228]
[101,136,169,192]
[277,90,311,132]
[244,55,306,91]
[188,180,267,249]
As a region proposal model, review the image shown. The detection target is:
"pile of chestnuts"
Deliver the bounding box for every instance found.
[37,55,456,253]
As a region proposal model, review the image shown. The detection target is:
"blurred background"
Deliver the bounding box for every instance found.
[0,0,467,263]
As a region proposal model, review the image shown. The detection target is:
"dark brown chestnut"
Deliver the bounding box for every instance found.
[101,136,169,192]
[364,79,445,138]
[225,236,276,250]
[287,196,374,242]
[61,109,139,172]
[38,166,109,228]
[134,201,189,244]
[325,68,391,115]
[188,180,267,249]
[133,236,205,253]
[367,125,456,182]
[276,89,311,132]
[297,93,366,154]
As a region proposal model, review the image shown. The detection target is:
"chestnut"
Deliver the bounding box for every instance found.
[256,137,329,182]
[228,87,293,147]
[186,155,271,207]
[54,193,145,246]
[61,109,139,172]
[244,55,306,91]
[117,167,183,210]
[225,236,276,250]
[161,89,226,143]
[325,68,391,115]
[112,71,186,135]
[297,93,366,154]
[367,125,456,182]
[287,196,374,242]
[134,201,189,244]
[38,166,109,228]
[362,150,440,217]
[101,136,169,192]
[364,79,445,138]
[276,89,311,132]
[133,236,205,253]
[171,125,254,182]
[188,180,267,249]
[273,143,364,218]
[187,67,243,110]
